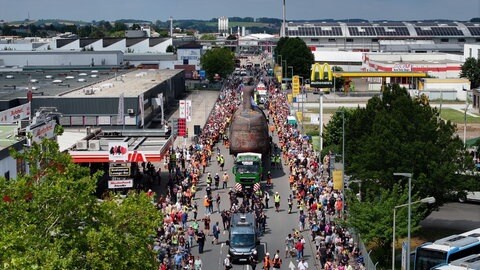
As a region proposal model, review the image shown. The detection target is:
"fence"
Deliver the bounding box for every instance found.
[351,230,377,270]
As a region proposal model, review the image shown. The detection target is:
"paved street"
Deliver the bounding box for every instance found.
[164,90,320,269]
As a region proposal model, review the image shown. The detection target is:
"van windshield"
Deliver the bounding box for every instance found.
[231,234,255,247]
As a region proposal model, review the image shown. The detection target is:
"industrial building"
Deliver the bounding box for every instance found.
[283,21,480,53]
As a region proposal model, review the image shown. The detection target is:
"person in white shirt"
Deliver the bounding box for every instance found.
[297,258,309,270]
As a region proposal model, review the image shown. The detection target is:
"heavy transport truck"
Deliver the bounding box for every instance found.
[229,84,270,194]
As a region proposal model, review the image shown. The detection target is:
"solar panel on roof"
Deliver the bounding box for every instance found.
[468,27,480,36]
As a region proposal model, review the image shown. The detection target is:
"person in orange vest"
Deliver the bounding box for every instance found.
[272,254,282,270]
[203,195,211,215]
[263,252,272,270]
[335,197,343,218]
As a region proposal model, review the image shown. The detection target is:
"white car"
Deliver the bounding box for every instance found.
[459,191,480,203]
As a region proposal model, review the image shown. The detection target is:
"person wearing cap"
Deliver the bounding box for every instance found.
[272,253,282,270]
[223,254,232,270]
[249,250,259,270]
[219,155,225,171]
[203,195,211,215]
[263,252,272,270]
[274,192,281,212]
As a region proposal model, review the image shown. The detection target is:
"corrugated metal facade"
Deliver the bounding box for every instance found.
[30,70,185,127]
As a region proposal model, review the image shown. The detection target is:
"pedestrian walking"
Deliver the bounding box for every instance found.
[222,172,229,189]
[196,230,205,254]
[219,155,225,171]
[212,221,220,245]
[216,193,221,213]
[264,192,270,208]
[272,254,282,270]
[214,173,220,190]
[274,192,281,212]
[249,250,259,270]
[194,256,202,270]
[295,238,304,261]
[224,254,233,270]
[297,258,309,270]
[263,252,272,270]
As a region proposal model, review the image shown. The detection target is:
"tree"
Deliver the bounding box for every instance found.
[274,37,314,79]
[324,85,475,264]
[0,139,162,269]
[460,57,480,89]
[113,21,128,32]
[324,83,474,210]
[343,185,428,264]
[200,47,235,81]
[166,45,175,53]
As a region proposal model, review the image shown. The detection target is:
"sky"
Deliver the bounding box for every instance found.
[1,0,479,22]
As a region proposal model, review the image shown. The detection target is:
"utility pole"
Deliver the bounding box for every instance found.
[282,0,286,37]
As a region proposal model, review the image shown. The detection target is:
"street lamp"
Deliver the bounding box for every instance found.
[463,88,471,147]
[393,173,412,270]
[319,91,324,153]
[277,54,283,66]
[392,196,435,270]
[341,110,345,214]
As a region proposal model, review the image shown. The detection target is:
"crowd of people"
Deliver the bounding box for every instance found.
[267,81,365,269]
[149,59,365,269]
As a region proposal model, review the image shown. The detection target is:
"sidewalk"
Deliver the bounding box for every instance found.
[168,90,220,148]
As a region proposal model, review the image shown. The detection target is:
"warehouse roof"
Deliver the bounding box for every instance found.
[0,69,127,100]
[61,69,183,98]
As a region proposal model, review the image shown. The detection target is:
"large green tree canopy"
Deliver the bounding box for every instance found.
[274,37,314,80]
[325,84,477,262]
[0,139,162,269]
[200,47,235,81]
[344,85,471,204]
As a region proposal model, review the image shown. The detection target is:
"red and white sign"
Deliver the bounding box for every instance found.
[392,63,412,72]
[28,120,56,144]
[108,179,133,189]
[0,102,31,123]
[129,151,147,163]
[179,100,186,118]
[186,100,192,122]
[108,142,129,161]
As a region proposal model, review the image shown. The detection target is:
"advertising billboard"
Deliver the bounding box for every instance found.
[310,63,333,88]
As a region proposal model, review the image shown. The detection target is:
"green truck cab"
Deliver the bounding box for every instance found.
[232,152,263,186]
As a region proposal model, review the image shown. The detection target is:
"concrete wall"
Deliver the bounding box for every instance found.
[422,79,470,100]
[129,39,150,53]
[464,44,480,60]
[105,40,127,52]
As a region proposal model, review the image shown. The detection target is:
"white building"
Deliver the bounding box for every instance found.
[218,17,229,36]
[464,44,480,60]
